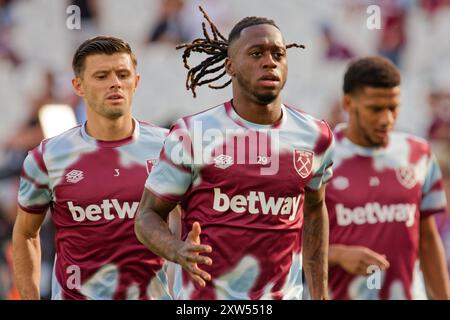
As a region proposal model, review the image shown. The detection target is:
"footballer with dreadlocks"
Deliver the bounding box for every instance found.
[136,7,335,300]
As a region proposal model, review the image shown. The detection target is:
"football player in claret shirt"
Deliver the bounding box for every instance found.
[326,56,450,300]
[12,36,175,300]
[135,7,334,300]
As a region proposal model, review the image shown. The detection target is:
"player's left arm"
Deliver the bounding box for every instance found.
[419,215,450,299]
[419,148,450,299]
[302,184,329,300]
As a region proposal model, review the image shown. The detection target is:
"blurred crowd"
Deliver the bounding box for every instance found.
[0,0,449,299]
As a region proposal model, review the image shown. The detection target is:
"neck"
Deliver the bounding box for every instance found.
[231,93,283,125]
[344,130,362,148]
[85,113,134,141]
[344,123,386,148]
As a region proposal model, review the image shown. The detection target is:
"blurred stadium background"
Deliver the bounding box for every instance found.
[0,0,449,299]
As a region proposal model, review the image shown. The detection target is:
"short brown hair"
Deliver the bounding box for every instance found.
[72,36,137,77]
[343,56,400,94]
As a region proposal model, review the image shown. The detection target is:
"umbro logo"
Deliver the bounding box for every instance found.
[66,170,84,184]
[214,154,233,170]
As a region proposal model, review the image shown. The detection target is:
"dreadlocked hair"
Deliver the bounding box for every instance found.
[176,6,305,97]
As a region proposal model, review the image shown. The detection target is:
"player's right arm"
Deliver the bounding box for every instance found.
[135,189,212,287]
[14,141,51,300]
[12,207,46,299]
[137,119,213,287]
[328,244,390,276]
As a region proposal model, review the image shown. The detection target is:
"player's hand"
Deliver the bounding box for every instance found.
[174,222,212,287]
[337,245,390,276]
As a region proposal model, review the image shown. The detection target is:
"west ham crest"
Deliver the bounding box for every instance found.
[395,166,417,189]
[293,149,314,179]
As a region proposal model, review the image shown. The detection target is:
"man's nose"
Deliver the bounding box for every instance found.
[262,52,277,68]
[109,74,122,89]
[379,109,395,127]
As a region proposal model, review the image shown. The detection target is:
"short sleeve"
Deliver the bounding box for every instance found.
[306,121,335,191]
[420,152,447,219]
[145,119,193,203]
[18,143,51,214]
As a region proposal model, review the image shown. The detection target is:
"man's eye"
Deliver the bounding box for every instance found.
[96,75,106,79]
[251,52,262,57]
[274,52,285,59]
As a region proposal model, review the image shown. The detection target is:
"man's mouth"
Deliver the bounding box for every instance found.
[259,74,280,87]
[374,129,389,139]
[106,93,124,101]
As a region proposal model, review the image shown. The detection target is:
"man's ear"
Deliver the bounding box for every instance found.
[225,57,235,77]
[72,77,84,97]
[342,94,353,113]
[134,73,140,91]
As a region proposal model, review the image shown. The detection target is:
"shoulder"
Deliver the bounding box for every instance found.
[138,120,169,141]
[37,124,83,155]
[284,105,332,133]
[392,131,431,156]
[284,105,333,155]
[179,102,227,128]
[26,125,83,172]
